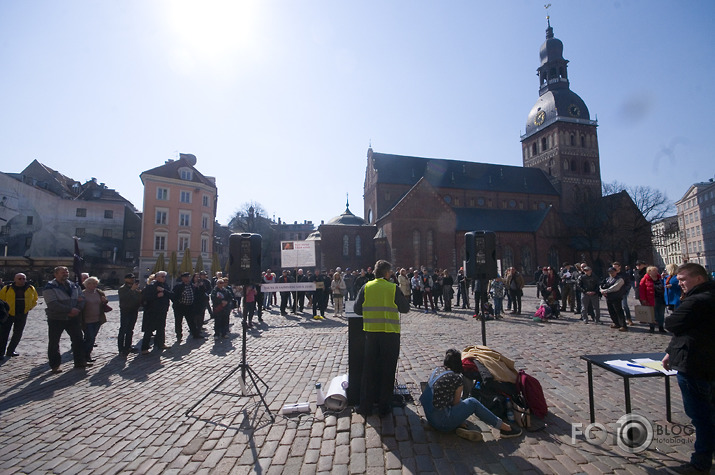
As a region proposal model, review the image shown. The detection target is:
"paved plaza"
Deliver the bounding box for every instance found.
[0,286,703,474]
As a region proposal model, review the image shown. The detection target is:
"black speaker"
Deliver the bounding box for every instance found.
[465,231,498,280]
[229,233,262,285]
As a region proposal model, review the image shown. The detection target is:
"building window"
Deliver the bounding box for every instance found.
[502,246,514,270]
[531,143,537,155]
[157,188,168,200]
[355,235,362,257]
[541,137,547,151]
[570,134,575,146]
[427,230,434,265]
[413,230,421,267]
[154,234,166,251]
[125,251,134,259]
[202,195,210,207]
[521,247,532,275]
[563,159,569,170]
[26,216,33,225]
[75,228,86,237]
[581,135,586,147]
[76,208,87,217]
[571,159,577,171]
[179,212,191,227]
[178,235,190,251]
[180,191,192,203]
[180,169,193,181]
[342,235,349,257]
[201,236,209,253]
[104,210,113,219]
[102,229,112,238]
[202,215,210,230]
[156,210,167,225]
[385,191,391,201]
[24,236,32,248]
[454,197,460,206]
[509,200,516,208]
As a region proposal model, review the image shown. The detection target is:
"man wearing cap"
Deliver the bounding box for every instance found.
[600,267,628,331]
[117,273,142,356]
[171,272,201,342]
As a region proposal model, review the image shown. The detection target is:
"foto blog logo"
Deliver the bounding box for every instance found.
[571,413,694,454]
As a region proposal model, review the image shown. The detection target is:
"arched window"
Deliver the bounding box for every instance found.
[590,161,597,174]
[583,161,589,173]
[548,247,559,269]
[342,235,349,257]
[541,137,547,151]
[427,230,434,265]
[413,230,421,267]
[355,235,361,257]
[502,246,514,270]
[563,159,569,170]
[571,159,577,172]
[570,134,575,146]
[521,247,532,276]
[581,135,586,148]
[532,143,537,155]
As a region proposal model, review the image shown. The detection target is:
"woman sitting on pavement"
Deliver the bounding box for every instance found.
[420,348,522,441]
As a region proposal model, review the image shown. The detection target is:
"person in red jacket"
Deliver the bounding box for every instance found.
[639,266,666,333]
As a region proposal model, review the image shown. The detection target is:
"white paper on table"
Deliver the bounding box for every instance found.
[632,358,678,376]
[603,359,659,374]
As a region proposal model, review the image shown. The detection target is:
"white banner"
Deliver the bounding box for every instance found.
[280,240,316,268]
[261,282,317,292]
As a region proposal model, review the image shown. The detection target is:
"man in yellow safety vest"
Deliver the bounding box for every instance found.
[354,260,410,417]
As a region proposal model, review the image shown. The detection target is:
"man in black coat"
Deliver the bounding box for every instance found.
[171,272,201,342]
[662,263,715,474]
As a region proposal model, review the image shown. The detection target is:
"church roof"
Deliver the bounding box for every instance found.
[453,207,551,233]
[370,151,559,196]
[326,204,367,226]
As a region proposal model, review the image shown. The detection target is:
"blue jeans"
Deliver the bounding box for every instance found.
[420,369,502,432]
[493,297,503,316]
[677,373,715,471]
[83,322,101,358]
[621,287,632,319]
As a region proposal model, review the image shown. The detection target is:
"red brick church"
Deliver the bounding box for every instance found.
[315,20,647,276]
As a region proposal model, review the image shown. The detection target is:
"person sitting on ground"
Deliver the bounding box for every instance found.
[420,348,522,441]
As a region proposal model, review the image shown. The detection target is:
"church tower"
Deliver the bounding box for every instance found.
[521,16,602,212]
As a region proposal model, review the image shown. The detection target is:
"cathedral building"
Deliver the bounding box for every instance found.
[317,20,647,276]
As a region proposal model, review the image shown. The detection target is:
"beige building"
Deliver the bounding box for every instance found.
[138,154,217,276]
[676,179,715,269]
[651,216,681,269]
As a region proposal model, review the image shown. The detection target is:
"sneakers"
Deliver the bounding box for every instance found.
[455,428,484,442]
[499,425,523,438]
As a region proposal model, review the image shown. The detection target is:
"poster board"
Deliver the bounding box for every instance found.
[280,240,316,268]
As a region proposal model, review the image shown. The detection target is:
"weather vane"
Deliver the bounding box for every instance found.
[544,3,552,27]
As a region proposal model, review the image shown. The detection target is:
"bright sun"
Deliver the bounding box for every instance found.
[162,0,261,74]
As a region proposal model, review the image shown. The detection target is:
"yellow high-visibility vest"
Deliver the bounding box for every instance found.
[362,278,400,333]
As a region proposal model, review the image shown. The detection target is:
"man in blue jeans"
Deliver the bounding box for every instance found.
[662,263,715,474]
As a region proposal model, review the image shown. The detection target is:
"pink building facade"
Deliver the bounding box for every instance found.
[138,154,217,276]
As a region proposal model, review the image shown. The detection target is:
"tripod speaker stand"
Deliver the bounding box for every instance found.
[185,304,274,421]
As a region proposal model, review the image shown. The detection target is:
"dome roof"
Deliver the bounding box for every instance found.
[327,206,367,226]
[540,35,563,66]
[524,89,590,137]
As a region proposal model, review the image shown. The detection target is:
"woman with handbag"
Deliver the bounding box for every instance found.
[420,349,522,441]
[639,266,666,333]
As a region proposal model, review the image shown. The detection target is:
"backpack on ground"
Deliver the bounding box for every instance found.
[516,370,548,418]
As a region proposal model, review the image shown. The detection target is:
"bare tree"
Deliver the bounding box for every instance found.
[602,181,674,223]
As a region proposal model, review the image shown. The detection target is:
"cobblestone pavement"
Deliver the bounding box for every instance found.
[0,286,703,474]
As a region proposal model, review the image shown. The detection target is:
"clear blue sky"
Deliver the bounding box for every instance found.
[1,1,713,226]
